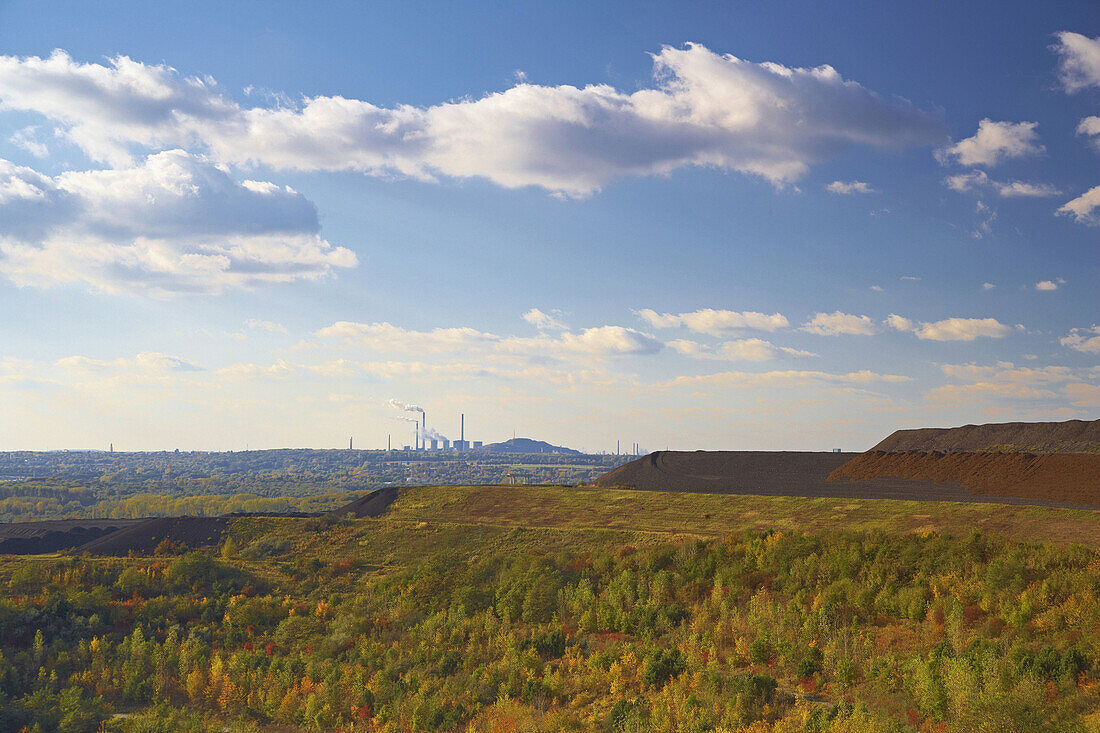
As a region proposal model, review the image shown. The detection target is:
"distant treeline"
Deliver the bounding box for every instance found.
[0,449,626,521]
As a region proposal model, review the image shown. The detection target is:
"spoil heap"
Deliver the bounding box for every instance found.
[829,418,1100,506]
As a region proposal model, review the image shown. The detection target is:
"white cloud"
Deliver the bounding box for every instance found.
[636,307,789,335]
[0,46,945,196]
[825,180,876,194]
[1061,326,1100,354]
[940,119,1043,167]
[662,368,909,389]
[940,362,1079,383]
[1065,383,1100,407]
[244,319,289,334]
[522,308,568,330]
[1057,185,1100,226]
[669,337,815,361]
[981,282,996,290]
[0,150,355,296]
[314,320,662,359]
[944,169,1060,198]
[1053,31,1100,93]
[927,382,1059,404]
[8,126,48,157]
[801,311,879,336]
[1078,116,1100,151]
[1035,279,1062,291]
[869,285,883,292]
[315,321,498,353]
[886,314,1013,341]
[971,200,996,238]
[900,275,920,281]
[546,326,663,356]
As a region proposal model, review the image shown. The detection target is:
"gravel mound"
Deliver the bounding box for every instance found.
[872,419,1100,453]
[829,451,1100,506]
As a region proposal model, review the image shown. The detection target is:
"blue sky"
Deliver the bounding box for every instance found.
[0,0,1096,451]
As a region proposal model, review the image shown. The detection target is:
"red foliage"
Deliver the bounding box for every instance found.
[962,604,985,627]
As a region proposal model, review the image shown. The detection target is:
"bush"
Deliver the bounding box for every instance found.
[243,535,292,559]
[642,648,686,688]
[797,646,824,679]
[531,628,567,658]
[748,637,772,664]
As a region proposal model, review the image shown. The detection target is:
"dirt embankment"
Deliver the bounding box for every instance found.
[830,451,1100,505]
[595,451,855,493]
[74,516,237,556]
[0,519,141,554]
[329,487,401,517]
[872,419,1100,454]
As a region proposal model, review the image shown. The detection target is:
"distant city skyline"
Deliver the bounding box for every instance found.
[0,1,1097,451]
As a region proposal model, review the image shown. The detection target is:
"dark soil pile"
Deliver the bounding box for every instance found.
[596,451,853,492]
[830,451,1100,505]
[593,451,1039,504]
[75,516,236,556]
[872,419,1100,453]
[0,519,140,554]
[331,487,401,517]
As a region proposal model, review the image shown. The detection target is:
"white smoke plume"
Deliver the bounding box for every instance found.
[388,398,424,414]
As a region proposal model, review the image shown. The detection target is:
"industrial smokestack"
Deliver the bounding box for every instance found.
[423,412,426,435]
[415,423,419,451]
[461,413,464,442]
[349,437,353,450]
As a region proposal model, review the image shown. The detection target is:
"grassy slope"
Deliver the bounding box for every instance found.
[372,485,1100,546]
[220,485,1100,585]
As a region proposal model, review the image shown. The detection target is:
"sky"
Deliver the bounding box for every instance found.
[0,0,1097,452]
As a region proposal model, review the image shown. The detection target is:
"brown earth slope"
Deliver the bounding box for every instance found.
[872,418,1100,453]
[591,451,1088,506]
[74,516,237,556]
[830,451,1100,505]
[0,519,141,554]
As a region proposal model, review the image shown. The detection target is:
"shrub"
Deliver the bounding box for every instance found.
[642,648,686,688]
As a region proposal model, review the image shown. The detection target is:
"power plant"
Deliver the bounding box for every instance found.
[388,404,480,452]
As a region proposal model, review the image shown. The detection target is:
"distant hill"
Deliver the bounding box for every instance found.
[475,438,580,455]
[872,418,1100,453]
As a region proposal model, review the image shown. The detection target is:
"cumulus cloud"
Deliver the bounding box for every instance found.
[1077,116,1100,151]
[801,311,878,336]
[940,119,1043,167]
[981,282,996,290]
[0,150,355,295]
[522,308,568,330]
[886,314,1013,341]
[1057,185,1100,226]
[0,46,945,196]
[636,307,789,335]
[55,351,202,379]
[1035,279,1062,291]
[944,170,1060,198]
[825,180,876,194]
[668,338,814,361]
[1053,31,1100,93]
[1061,326,1100,354]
